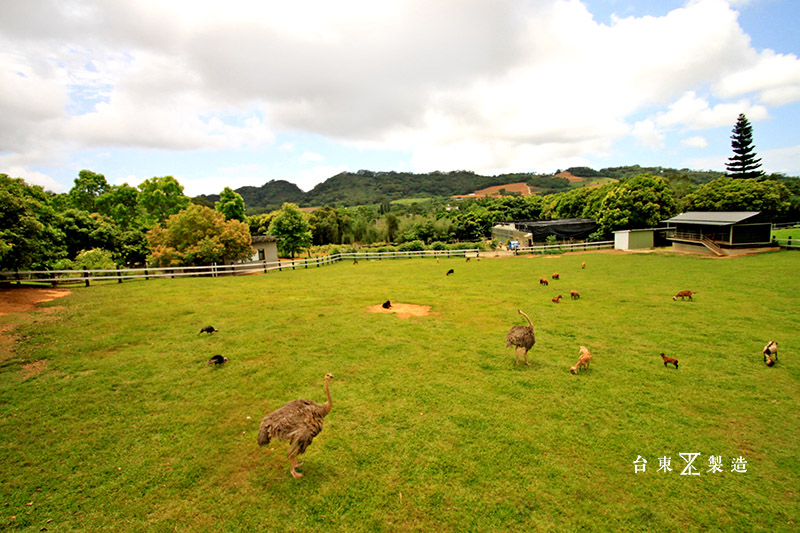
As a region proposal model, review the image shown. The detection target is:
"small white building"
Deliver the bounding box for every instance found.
[251,235,279,263]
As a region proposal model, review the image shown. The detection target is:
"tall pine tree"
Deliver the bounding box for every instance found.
[725,113,764,179]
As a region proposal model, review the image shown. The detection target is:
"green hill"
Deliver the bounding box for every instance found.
[195,166,791,214]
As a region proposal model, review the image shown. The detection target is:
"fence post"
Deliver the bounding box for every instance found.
[15,268,20,285]
[145,268,149,281]
[84,271,90,287]
[117,266,122,283]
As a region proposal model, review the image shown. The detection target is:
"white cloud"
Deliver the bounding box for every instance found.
[633,120,665,149]
[681,136,709,148]
[0,164,64,193]
[301,152,325,163]
[762,144,800,176]
[714,49,800,105]
[0,0,799,192]
[655,91,769,130]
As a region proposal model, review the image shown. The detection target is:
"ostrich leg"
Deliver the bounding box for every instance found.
[290,457,304,478]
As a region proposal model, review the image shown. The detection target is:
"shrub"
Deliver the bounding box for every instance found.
[74,248,117,270]
[397,240,425,252]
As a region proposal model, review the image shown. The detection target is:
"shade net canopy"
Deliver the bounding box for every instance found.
[514,219,598,241]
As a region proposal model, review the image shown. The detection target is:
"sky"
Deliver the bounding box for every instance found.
[1,0,799,197]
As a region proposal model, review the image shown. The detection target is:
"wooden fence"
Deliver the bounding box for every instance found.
[773,238,800,250]
[515,240,614,254]
[1,249,480,287]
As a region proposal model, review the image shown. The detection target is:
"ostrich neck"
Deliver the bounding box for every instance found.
[322,379,333,415]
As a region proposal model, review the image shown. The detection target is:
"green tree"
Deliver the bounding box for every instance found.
[146,205,254,266]
[384,213,399,243]
[138,176,191,226]
[597,174,677,235]
[68,170,110,212]
[55,209,121,260]
[726,113,764,179]
[684,178,791,220]
[215,186,246,222]
[247,212,278,236]
[268,203,312,258]
[96,184,142,230]
[309,206,345,245]
[0,174,65,270]
[541,183,614,219]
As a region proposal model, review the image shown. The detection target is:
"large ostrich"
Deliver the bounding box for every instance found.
[506,310,535,366]
[257,373,335,478]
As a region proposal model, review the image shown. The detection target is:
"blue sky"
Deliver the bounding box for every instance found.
[1,0,799,197]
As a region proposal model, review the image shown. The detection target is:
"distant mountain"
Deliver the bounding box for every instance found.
[194,166,767,214]
[303,170,516,206]
[197,180,305,214]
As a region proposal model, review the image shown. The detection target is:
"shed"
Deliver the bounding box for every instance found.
[251,235,279,263]
[614,228,656,250]
[662,211,775,256]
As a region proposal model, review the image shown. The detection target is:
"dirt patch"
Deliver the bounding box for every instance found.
[0,287,71,316]
[367,302,433,319]
[21,359,48,379]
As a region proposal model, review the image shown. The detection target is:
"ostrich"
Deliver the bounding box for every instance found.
[382,300,392,309]
[206,355,228,366]
[506,310,535,366]
[199,325,218,334]
[258,373,335,478]
[446,269,454,276]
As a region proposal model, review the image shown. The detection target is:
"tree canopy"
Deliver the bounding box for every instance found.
[0,174,64,270]
[215,187,246,222]
[268,203,312,258]
[597,174,677,234]
[138,176,191,225]
[146,205,253,266]
[684,178,791,221]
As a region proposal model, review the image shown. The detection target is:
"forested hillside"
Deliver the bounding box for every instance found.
[198,166,734,214]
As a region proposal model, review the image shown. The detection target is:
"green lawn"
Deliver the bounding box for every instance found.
[1,251,799,531]
[773,226,800,240]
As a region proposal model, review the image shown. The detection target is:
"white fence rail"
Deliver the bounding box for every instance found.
[773,238,800,250]
[1,248,481,286]
[515,240,614,254]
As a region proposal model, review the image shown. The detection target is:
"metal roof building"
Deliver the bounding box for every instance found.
[662,211,775,256]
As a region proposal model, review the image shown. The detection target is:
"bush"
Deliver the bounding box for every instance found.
[397,240,425,252]
[429,241,447,250]
[74,248,117,270]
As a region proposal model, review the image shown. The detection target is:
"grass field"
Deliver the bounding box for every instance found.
[773,226,800,240]
[1,250,799,531]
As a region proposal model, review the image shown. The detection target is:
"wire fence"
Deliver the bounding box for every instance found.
[1,248,481,287]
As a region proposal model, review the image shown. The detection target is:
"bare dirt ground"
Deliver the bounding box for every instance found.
[367,302,433,318]
[0,287,71,317]
[0,288,71,376]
